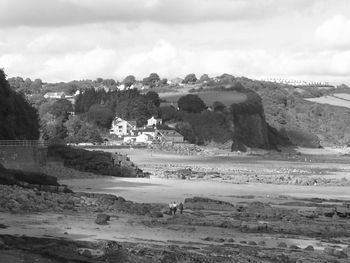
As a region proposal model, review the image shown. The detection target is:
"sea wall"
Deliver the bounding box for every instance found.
[0,146,47,172]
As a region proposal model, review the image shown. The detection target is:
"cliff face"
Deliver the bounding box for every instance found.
[232,112,270,149]
[230,90,290,150]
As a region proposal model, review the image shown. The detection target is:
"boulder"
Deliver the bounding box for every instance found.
[95,214,111,225]
[304,245,314,251]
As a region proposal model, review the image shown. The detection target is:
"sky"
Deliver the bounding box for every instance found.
[0,0,350,84]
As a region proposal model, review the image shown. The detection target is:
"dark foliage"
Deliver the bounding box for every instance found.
[0,69,40,140]
[142,73,160,88]
[159,106,180,122]
[47,145,135,177]
[182,73,197,84]
[75,88,158,127]
[176,111,232,145]
[87,104,114,129]
[144,91,161,107]
[49,99,73,119]
[178,94,206,113]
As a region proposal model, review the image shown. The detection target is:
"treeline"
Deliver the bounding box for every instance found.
[0,69,40,140]
[75,88,160,127]
[34,88,161,144]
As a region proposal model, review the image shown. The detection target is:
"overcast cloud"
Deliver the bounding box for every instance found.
[0,0,350,83]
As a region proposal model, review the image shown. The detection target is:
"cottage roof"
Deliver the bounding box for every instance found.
[142,127,156,132]
[127,120,137,127]
[113,117,136,126]
[158,130,183,137]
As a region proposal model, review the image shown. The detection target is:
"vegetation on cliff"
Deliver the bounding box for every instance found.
[0,69,40,140]
[47,145,141,177]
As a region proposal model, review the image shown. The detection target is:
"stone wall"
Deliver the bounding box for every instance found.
[0,146,47,172]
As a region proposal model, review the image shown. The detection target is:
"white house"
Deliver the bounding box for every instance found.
[135,134,153,144]
[147,116,162,127]
[44,92,66,99]
[110,117,137,136]
[141,127,158,138]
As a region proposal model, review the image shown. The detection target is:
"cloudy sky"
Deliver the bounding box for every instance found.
[0,0,350,84]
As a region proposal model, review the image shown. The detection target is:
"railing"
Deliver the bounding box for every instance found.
[0,140,48,147]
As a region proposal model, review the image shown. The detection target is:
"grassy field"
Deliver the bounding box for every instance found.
[333,93,350,101]
[160,90,247,106]
[305,94,350,109]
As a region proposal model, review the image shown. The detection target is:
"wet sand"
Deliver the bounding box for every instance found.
[61,177,350,204]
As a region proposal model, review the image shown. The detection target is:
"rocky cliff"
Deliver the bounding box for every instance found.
[230,90,290,150]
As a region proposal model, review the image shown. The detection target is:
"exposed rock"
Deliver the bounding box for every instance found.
[289,245,300,250]
[95,213,111,225]
[304,245,314,251]
[184,197,235,211]
[277,242,287,248]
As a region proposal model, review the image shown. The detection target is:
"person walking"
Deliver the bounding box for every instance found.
[179,202,184,214]
[173,202,178,215]
[169,201,173,215]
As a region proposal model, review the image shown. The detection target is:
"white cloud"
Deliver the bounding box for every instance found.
[316,15,350,49]
[0,0,325,27]
[1,1,350,84]
[38,48,118,81]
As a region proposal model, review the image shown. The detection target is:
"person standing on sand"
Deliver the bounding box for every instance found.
[179,202,184,214]
[169,202,173,215]
[173,202,178,215]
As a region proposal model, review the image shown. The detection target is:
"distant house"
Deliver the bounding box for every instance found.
[140,127,158,138]
[168,78,183,85]
[110,117,137,136]
[44,92,66,99]
[158,130,184,143]
[123,133,153,144]
[147,116,162,127]
[131,127,157,138]
[136,133,153,144]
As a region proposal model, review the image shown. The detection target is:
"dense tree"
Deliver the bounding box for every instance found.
[142,73,160,87]
[7,76,24,90]
[40,113,67,140]
[0,69,40,140]
[49,99,73,119]
[64,115,102,143]
[199,74,210,83]
[144,91,160,107]
[87,104,114,129]
[176,111,232,145]
[75,88,98,113]
[159,78,168,86]
[122,75,136,87]
[29,79,43,93]
[178,94,206,113]
[159,106,179,122]
[182,74,197,84]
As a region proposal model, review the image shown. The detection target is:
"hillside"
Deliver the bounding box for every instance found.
[224,77,350,147]
[7,71,350,148]
[0,69,40,140]
[161,76,350,147]
[161,85,290,150]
